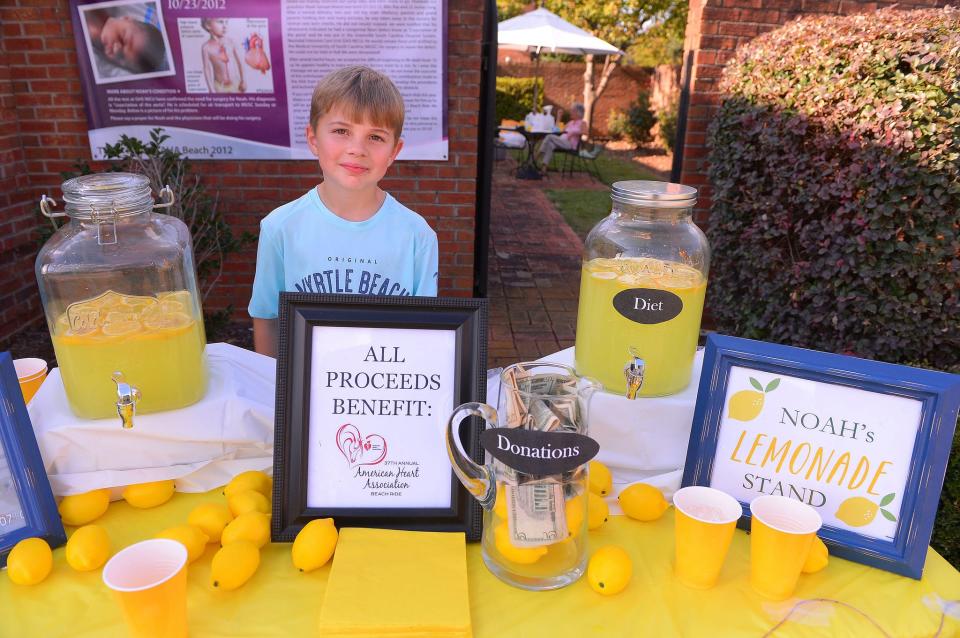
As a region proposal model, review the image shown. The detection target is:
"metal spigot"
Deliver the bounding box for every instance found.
[624,354,645,400]
[112,372,141,429]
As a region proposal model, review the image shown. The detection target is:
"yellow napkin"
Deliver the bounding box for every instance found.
[317,527,472,638]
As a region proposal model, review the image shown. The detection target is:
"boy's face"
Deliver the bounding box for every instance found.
[306,108,403,192]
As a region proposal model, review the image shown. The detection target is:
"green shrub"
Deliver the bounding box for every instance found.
[495,77,543,122]
[708,7,960,564]
[607,92,656,145]
[657,98,679,152]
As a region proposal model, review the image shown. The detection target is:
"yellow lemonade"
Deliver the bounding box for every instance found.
[575,257,706,397]
[51,290,207,419]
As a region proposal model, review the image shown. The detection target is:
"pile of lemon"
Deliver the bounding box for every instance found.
[6,470,340,591]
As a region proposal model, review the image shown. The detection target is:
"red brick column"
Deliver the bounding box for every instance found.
[0,0,485,342]
[677,0,951,225]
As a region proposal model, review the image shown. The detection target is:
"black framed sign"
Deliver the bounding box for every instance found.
[683,334,960,579]
[0,353,65,567]
[272,294,487,542]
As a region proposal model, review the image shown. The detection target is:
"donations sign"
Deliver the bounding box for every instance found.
[69,0,448,160]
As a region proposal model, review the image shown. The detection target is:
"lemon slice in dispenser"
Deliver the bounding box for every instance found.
[143,311,192,331]
[102,319,141,337]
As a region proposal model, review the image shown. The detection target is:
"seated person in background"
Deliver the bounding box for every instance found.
[84,4,168,74]
[537,103,586,169]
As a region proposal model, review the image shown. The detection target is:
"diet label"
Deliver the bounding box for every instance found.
[613,288,683,324]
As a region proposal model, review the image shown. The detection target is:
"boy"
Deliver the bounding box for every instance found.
[249,66,439,357]
[200,18,246,93]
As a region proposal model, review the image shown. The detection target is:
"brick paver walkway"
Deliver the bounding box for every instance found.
[486,157,606,368]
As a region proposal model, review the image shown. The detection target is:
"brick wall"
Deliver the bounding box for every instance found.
[0,0,484,342]
[496,55,653,136]
[678,0,951,225]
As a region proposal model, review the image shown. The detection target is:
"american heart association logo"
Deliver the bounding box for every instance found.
[336,423,387,468]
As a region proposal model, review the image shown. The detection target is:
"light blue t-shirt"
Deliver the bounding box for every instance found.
[248,188,439,319]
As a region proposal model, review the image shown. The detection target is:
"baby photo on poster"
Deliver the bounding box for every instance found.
[77,0,176,84]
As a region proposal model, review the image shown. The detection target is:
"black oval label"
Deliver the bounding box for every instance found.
[480,428,599,475]
[612,288,683,324]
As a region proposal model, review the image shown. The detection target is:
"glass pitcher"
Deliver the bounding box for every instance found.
[446,362,601,590]
[36,173,208,427]
[575,180,709,398]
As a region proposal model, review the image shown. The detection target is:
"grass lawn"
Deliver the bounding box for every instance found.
[543,153,663,241]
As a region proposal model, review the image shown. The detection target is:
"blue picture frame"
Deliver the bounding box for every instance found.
[0,352,65,567]
[683,334,960,579]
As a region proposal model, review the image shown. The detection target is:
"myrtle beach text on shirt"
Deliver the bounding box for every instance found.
[294,267,411,296]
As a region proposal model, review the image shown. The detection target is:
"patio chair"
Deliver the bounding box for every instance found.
[557,140,603,181]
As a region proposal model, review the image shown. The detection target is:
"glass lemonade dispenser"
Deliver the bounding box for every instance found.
[36,173,208,426]
[575,181,709,398]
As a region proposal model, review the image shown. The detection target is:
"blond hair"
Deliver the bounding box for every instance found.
[308,66,405,140]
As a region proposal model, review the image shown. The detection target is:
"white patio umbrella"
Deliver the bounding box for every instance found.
[498,8,623,108]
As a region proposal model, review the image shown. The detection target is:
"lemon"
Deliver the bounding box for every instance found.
[588,461,613,496]
[223,470,273,499]
[727,377,781,421]
[802,536,829,574]
[493,483,508,521]
[7,537,53,585]
[221,512,271,549]
[143,311,191,331]
[65,525,111,572]
[210,540,260,591]
[493,523,547,565]
[618,483,669,521]
[835,496,879,527]
[122,480,176,509]
[155,525,210,563]
[727,390,765,421]
[227,489,271,517]
[59,488,111,526]
[588,545,633,596]
[292,518,339,572]
[566,492,609,535]
[188,503,234,543]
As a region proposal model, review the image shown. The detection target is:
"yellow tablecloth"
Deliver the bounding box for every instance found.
[4,490,959,637]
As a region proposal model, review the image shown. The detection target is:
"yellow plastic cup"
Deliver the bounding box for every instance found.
[102,539,189,638]
[749,495,823,600]
[13,358,47,404]
[673,486,743,589]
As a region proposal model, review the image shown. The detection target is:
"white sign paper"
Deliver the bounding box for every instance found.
[711,366,923,540]
[307,325,455,509]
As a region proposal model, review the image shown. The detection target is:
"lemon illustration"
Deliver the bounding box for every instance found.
[493,523,548,565]
[223,470,273,499]
[59,488,112,526]
[727,377,780,421]
[221,512,271,549]
[292,518,339,572]
[587,545,633,596]
[228,489,271,518]
[588,460,613,496]
[802,536,829,574]
[155,525,210,563]
[835,493,897,527]
[7,538,53,585]
[618,482,669,521]
[210,540,260,591]
[122,480,176,509]
[188,503,234,543]
[493,483,508,521]
[65,525,111,572]
[565,491,610,536]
